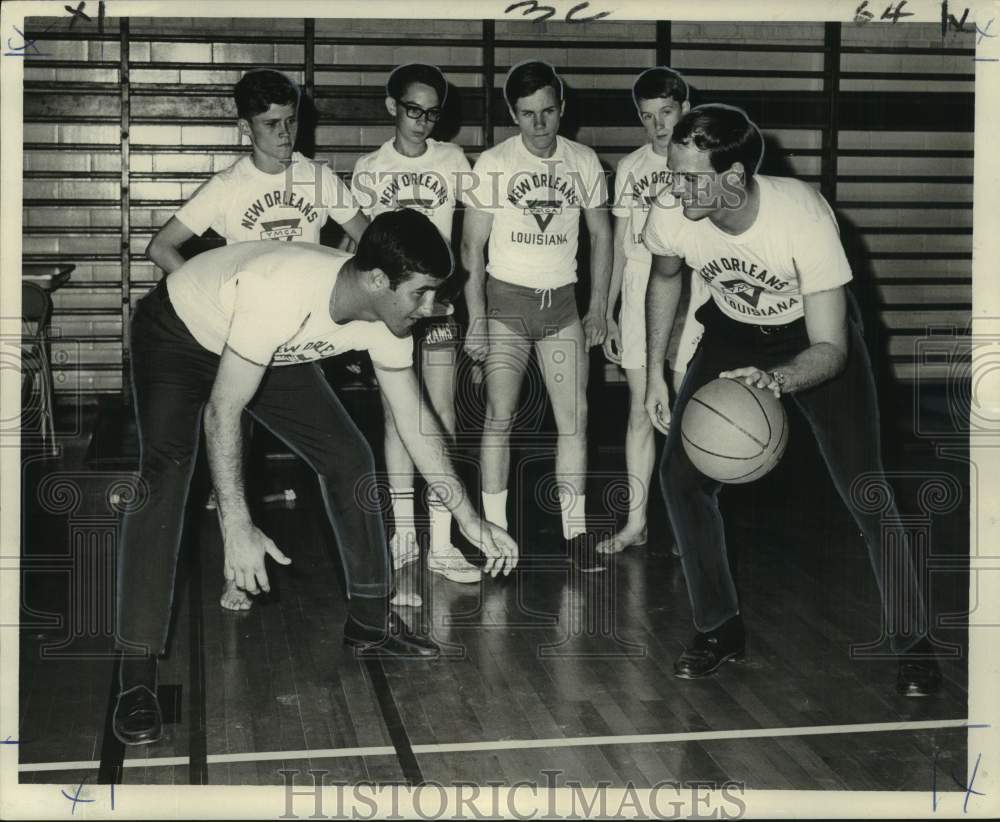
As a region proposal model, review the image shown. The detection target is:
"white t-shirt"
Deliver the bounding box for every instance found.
[351,139,471,239]
[612,143,675,275]
[175,152,360,243]
[166,241,412,369]
[643,174,853,326]
[467,135,607,289]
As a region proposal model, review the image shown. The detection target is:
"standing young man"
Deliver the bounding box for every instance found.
[146,68,369,610]
[351,64,479,587]
[643,104,940,696]
[147,68,368,264]
[462,60,612,570]
[598,67,706,555]
[114,210,518,746]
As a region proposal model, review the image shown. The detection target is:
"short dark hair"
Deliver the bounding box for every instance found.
[386,63,447,104]
[632,66,688,108]
[355,210,454,289]
[504,60,563,109]
[671,104,764,181]
[234,69,299,121]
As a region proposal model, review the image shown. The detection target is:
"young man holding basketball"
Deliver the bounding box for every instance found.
[351,63,479,588]
[114,210,518,745]
[598,67,707,555]
[146,68,369,611]
[643,104,940,696]
[461,60,612,570]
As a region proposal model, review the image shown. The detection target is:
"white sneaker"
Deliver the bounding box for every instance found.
[390,531,420,571]
[427,543,482,584]
[390,589,423,608]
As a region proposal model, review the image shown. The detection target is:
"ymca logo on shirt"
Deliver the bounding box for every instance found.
[507,171,578,246]
[260,218,303,242]
[719,279,765,308]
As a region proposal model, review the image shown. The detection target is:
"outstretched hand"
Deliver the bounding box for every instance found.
[459,517,519,577]
[223,522,292,596]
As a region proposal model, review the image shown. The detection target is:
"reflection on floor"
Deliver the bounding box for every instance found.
[18,378,970,790]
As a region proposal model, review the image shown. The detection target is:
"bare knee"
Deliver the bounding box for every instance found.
[484,398,517,433]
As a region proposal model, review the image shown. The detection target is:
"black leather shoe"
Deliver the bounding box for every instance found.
[344,611,440,658]
[674,616,746,679]
[112,684,163,745]
[565,533,607,574]
[896,640,942,697]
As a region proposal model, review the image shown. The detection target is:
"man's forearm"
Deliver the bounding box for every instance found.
[203,402,252,530]
[588,230,612,316]
[461,245,487,318]
[770,342,847,393]
[148,241,186,275]
[645,271,682,375]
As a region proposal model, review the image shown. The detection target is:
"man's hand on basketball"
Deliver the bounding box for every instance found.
[223,522,292,596]
[720,366,782,398]
[645,376,672,435]
[602,317,622,364]
[582,311,607,348]
[459,517,519,577]
[464,315,489,363]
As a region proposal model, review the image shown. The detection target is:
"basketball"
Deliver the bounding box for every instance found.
[681,378,789,484]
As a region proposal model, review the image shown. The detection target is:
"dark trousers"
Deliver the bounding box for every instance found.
[116,282,390,654]
[660,299,927,654]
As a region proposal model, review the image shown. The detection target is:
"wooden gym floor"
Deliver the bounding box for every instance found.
[17,370,971,790]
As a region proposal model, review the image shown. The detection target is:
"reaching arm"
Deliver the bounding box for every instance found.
[375,365,518,575]
[460,207,494,362]
[146,216,196,274]
[339,211,369,247]
[204,348,291,593]
[644,252,685,433]
[602,215,629,364]
[720,286,849,396]
[581,204,613,348]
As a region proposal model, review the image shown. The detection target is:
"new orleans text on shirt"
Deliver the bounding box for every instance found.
[241,188,321,232]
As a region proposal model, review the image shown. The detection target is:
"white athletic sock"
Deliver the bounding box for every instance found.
[427,490,452,554]
[559,489,587,540]
[482,489,508,531]
[390,487,417,538]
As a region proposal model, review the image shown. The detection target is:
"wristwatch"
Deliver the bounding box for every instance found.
[769,370,787,389]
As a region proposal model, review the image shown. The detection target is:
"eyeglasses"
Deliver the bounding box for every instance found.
[397,100,442,123]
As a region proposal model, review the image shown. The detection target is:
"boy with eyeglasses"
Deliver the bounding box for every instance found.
[351,64,479,593]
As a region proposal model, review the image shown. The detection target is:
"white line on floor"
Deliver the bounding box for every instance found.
[17,718,973,773]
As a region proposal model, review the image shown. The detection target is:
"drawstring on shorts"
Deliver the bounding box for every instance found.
[534,288,554,310]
